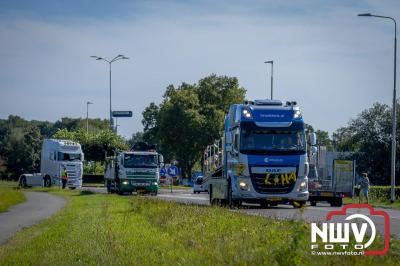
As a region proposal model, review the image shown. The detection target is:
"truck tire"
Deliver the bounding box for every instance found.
[227,179,241,208]
[19,175,28,188]
[310,201,317,207]
[106,180,111,193]
[44,176,51,187]
[330,198,343,207]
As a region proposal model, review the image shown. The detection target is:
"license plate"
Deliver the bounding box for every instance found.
[321,192,333,197]
[133,183,149,186]
[269,198,282,201]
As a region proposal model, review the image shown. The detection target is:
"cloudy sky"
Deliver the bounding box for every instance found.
[0,0,399,138]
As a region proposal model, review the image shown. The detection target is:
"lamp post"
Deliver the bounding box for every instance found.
[358,13,397,203]
[90,54,129,131]
[264,60,274,100]
[86,101,93,134]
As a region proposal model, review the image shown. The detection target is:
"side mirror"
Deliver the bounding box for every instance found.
[311,146,318,156]
[81,153,85,162]
[225,133,232,145]
[158,154,164,164]
[225,144,233,152]
[309,132,317,146]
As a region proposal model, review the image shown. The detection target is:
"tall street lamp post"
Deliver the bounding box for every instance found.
[86,101,93,134]
[90,54,129,130]
[264,60,274,100]
[358,13,397,203]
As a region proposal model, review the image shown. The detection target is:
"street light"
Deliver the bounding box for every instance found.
[358,13,397,203]
[90,54,129,130]
[86,101,93,134]
[264,60,274,100]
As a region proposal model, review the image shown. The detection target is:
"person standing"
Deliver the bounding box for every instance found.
[61,166,68,189]
[359,172,370,204]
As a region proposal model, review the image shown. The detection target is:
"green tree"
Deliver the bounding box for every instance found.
[142,74,246,178]
[332,102,396,185]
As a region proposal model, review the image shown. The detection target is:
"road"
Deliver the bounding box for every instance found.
[0,192,66,245]
[83,186,400,238]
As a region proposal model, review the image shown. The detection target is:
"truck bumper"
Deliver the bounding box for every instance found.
[233,176,309,202]
[119,179,158,193]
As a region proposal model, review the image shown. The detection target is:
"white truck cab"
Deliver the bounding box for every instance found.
[19,139,84,189]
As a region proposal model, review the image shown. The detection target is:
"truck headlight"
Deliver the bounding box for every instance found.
[242,108,252,119]
[239,181,249,191]
[153,182,158,186]
[122,181,129,185]
[294,110,302,119]
[297,180,307,192]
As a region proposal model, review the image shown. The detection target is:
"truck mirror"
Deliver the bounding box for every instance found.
[225,144,233,152]
[158,154,164,164]
[311,146,318,156]
[309,132,317,146]
[225,133,233,144]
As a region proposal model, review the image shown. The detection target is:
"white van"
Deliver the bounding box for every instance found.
[19,139,84,189]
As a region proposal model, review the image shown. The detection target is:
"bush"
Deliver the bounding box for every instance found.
[369,186,400,201]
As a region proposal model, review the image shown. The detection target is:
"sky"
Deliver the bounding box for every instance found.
[0,0,399,139]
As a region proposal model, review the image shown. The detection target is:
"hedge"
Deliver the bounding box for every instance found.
[367,186,400,201]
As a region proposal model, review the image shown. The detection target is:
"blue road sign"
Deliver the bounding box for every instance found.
[112,111,133,117]
[167,166,178,177]
[160,168,166,176]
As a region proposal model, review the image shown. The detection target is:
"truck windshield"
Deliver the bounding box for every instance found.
[240,129,306,154]
[58,152,82,161]
[123,154,158,168]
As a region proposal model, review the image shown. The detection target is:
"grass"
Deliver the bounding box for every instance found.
[0,187,399,265]
[0,181,25,212]
[344,197,400,210]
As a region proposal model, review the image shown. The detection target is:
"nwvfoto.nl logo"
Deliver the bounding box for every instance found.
[310,204,390,256]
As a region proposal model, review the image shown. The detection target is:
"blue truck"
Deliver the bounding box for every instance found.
[204,99,316,208]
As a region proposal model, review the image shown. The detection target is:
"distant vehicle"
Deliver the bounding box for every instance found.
[104,142,164,195]
[204,99,316,208]
[193,176,208,193]
[19,139,84,189]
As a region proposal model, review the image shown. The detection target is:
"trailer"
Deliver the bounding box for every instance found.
[308,159,355,207]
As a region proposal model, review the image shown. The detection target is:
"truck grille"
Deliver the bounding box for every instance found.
[249,166,298,194]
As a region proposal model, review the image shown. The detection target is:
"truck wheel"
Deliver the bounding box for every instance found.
[44,176,51,187]
[310,201,317,207]
[106,181,111,193]
[20,176,27,188]
[260,201,269,208]
[330,198,343,207]
[209,185,216,205]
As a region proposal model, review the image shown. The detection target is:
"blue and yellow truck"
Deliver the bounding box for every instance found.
[204,99,316,208]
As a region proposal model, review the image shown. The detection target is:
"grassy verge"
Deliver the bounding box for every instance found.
[344,197,400,210]
[0,189,399,265]
[0,181,25,212]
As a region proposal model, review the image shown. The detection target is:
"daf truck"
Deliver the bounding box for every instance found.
[19,139,84,189]
[104,143,164,195]
[204,99,316,208]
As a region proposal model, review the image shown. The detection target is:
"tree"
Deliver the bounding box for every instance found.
[142,74,246,178]
[52,128,129,162]
[332,102,396,185]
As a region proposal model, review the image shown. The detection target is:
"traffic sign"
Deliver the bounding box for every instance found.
[160,168,166,176]
[167,166,178,177]
[112,111,133,117]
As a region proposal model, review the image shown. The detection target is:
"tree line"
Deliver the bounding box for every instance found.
[1,74,399,186]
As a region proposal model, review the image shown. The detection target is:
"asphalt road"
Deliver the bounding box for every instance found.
[83,186,400,238]
[0,192,66,245]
